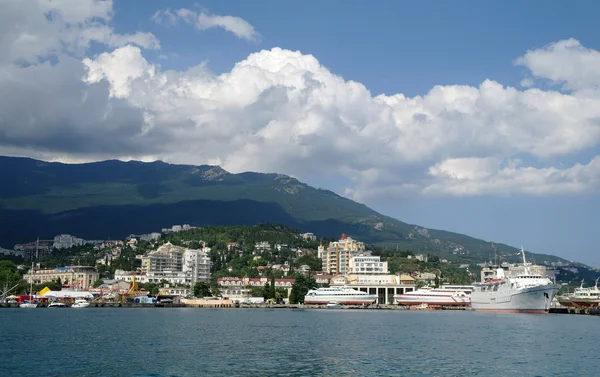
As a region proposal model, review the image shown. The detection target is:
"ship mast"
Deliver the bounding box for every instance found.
[520,246,531,274]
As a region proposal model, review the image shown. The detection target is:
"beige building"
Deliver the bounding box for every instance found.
[24,266,99,289]
[318,234,366,275]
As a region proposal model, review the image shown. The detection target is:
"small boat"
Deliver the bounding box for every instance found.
[326,301,342,309]
[48,301,67,308]
[409,303,438,310]
[20,263,37,308]
[71,299,90,308]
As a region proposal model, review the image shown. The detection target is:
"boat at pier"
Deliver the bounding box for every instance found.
[556,279,600,307]
[19,263,37,308]
[71,299,90,308]
[470,247,560,313]
[304,286,377,305]
[395,287,470,306]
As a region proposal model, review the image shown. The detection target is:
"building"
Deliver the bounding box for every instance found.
[140,242,186,273]
[217,276,295,297]
[349,255,388,274]
[301,233,317,241]
[254,241,271,251]
[135,242,212,285]
[24,266,99,289]
[182,249,212,284]
[318,234,366,275]
[14,239,53,260]
[415,254,428,262]
[480,263,556,282]
[330,274,416,304]
[53,234,84,249]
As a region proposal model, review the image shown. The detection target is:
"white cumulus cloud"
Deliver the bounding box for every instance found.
[0,2,599,202]
[153,8,260,42]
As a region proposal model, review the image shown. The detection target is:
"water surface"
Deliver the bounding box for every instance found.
[0,308,594,376]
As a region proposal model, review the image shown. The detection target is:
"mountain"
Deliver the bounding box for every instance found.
[0,156,571,265]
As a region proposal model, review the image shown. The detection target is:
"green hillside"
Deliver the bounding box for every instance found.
[0,156,572,265]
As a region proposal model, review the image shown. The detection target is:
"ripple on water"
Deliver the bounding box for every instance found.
[0,309,595,376]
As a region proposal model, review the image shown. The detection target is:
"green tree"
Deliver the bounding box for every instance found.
[93,279,104,288]
[0,260,26,295]
[269,274,276,299]
[289,275,317,304]
[263,282,271,300]
[194,282,211,298]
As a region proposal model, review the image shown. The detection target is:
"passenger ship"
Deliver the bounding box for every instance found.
[303,286,378,305]
[395,287,470,306]
[470,247,560,313]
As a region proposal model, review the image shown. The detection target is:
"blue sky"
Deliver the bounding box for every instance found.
[2,1,600,266]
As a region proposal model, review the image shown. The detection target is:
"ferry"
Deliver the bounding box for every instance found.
[395,287,470,306]
[470,247,560,314]
[304,286,377,305]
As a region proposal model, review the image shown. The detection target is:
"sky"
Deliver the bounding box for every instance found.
[2,0,600,265]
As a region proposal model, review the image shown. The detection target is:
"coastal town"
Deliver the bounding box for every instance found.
[2,223,597,314]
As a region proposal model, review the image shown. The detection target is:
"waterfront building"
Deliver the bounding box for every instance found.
[24,266,99,289]
[318,234,366,275]
[349,255,388,274]
[217,276,295,297]
[330,274,415,304]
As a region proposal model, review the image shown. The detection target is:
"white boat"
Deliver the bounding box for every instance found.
[470,247,560,314]
[395,287,470,306]
[48,301,67,308]
[71,299,90,308]
[326,301,342,309]
[304,286,377,305]
[20,263,37,308]
[556,279,600,307]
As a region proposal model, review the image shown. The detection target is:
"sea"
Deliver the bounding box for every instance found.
[0,308,594,376]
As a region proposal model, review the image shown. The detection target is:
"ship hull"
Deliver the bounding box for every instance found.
[304,298,376,305]
[395,297,470,306]
[471,284,560,313]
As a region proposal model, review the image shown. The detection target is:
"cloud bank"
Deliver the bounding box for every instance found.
[1,1,600,202]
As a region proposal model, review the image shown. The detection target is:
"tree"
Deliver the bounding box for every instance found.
[263,282,272,300]
[269,274,276,299]
[194,282,211,298]
[289,275,317,304]
[93,279,104,288]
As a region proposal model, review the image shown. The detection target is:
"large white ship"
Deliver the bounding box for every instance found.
[304,286,377,305]
[395,287,470,306]
[471,247,560,313]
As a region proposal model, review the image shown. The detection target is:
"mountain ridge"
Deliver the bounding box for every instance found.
[0,156,573,266]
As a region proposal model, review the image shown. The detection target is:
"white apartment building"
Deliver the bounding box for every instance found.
[130,242,212,286]
[349,255,388,274]
[53,234,84,249]
[140,242,185,273]
[318,234,366,275]
[183,249,212,284]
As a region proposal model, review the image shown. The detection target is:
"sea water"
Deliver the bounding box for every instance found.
[0,308,594,376]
